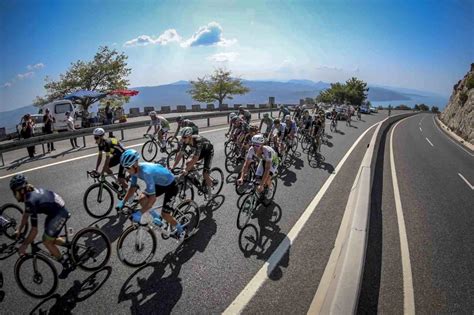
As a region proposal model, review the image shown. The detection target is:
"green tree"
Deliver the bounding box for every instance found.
[431,106,440,113]
[34,46,131,114]
[188,68,250,106]
[414,104,420,111]
[345,77,369,106]
[316,89,334,104]
[418,104,430,111]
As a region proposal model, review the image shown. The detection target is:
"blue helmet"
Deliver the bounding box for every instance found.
[10,174,27,191]
[120,149,140,168]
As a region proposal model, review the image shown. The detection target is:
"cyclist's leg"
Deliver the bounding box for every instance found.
[202,145,214,191]
[43,210,69,259]
[158,182,179,227]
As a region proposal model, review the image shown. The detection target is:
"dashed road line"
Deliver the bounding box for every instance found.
[419,127,422,132]
[432,116,474,157]
[458,173,474,190]
[425,138,434,147]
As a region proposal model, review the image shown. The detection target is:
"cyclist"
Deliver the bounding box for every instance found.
[175,116,199,136]
[238,107,252,123]
[269,118,286,157]
[293,105,302,122]
[311,115,324,150]
[300,110,313,133]
[93,128,127,191]
[11,174,72,278]
[225,113,239,139]
[278,105,290,119]
[145,111,160,136]
[237,134,278,199]
[259,113,274,137]
[118,149,185,240]
[145,112,171,152]
[240,125,260,159]
[283,114,297,151]
[172,127,215,199]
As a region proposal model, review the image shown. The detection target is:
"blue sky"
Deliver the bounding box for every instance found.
[0,0,473,112]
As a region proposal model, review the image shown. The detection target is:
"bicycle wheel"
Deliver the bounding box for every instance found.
[208,167,224,196]
[14,254,58,298]
[239,224,259,254]
[117,224,157,267]
[176,179,195,201]
[224,141,235,158]
[141,140,158,162]
[290,136,299,153]
[83,183,114,218]
[176,200,200,239]
[0,203,27,240]
[300,135,310,152]
[270,177,278,199]
[71,227,111,271]
[235,166,255,195]
[224,156,240,174]
[167,149,185,169]
[166,136,179,155]
[237,194,256,229]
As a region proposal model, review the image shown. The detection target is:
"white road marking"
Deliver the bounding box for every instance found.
[425,138,434,147]
[419,127,422,132]
[0,126,229,180]
[223,120,382,314]
[458,173,474,190]
[390,118,416,314]
[432,116,474,157]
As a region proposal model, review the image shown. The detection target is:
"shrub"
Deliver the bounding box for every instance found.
[459,92,468,106]
[466,74,474,90]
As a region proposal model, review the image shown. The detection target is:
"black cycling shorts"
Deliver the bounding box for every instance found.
[44,208,70,239]
[109,154,126,179]
[155,180,178,214]
[198,144,214,172]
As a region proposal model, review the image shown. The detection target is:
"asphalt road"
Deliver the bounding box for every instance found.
[359,113,474,313]
[1,111,390,314]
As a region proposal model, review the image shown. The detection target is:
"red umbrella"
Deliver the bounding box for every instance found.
[109,89,139,97]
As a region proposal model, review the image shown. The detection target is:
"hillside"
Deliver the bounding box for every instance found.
[440,64,474,144]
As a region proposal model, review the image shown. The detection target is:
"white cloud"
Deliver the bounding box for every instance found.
[17,72,34,80]
[124,29,182,47]
[207,52,239,62]
[2,82,12,88]
[27,63,45,70]
[181,22,237,48]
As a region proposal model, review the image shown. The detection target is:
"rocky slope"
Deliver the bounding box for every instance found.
[440,64,474,144]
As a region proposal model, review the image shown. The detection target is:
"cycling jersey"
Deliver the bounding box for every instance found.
[150,117,161,126]
[284,120,297,132]
[179,136,214,171]
[261,117,273,126]
[279,107,290,117]
[24,188,68,228]
[312,120,323,136]
[271,123,286,136]
[301,116,312,129]
[240,110,251,123]
[130,162,175,196]
[158,116,170,129]
[181,119,198,134]
[98,138,125,157]
[246,145,279,175]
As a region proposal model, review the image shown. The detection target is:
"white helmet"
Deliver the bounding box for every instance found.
[251,134,265,145]
[284,115,291,120]
[93,128,105,136]
[149,111,157,116]
[229,112,237,119]
[180,127,193,137]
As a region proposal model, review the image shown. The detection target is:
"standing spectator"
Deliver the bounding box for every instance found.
[20,115,35,158]
[65,112,78,148]
[104,101,113,125]
[43,108,55,152]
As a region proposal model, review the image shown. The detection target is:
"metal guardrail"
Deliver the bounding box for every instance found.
[0,108,278,167]
[309,112,417,314]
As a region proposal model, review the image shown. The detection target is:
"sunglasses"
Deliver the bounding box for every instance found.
[252,143,262,148]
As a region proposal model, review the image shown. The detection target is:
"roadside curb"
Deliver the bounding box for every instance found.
[434,115,474,153]
[308,112,417,314]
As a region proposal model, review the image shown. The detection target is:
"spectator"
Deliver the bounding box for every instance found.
[20,115,35,158]
[65,112,78,148]
[43,108,55,152]
[104,101,113,125]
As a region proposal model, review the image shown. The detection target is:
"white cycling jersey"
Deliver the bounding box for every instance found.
[246,145,279,175]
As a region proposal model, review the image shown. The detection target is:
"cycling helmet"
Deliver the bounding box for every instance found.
[251,134,265,145]
[10,174,27,191]
[263,113,269,118]
[149,111,157,116]
[180,127,193,137]
[120,149,140,168]
[231,115,239,122]
[249,125,259,132]
[176,115,183,122]
[229,112,237,120]
[302,105,307,109]
[284,115,291,120]
[93,128,105,136]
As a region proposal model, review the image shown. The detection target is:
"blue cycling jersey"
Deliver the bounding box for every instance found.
[271,122,286,133]
[285,120,297,131]
[130,162,175,195]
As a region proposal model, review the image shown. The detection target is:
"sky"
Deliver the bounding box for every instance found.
[0,0,473,112]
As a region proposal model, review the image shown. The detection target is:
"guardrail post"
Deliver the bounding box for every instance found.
[0,153,4,167]
[207,117,210,127]
[41,143,45,155]
[258,112,261,119]
[121,129,124,140]
[82,136,86,147]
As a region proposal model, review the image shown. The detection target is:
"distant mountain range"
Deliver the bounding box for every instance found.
[0,79,448,132]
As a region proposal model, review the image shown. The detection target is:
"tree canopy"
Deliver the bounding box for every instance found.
[34,46,131,113]
[188,68,250,106]
[316,77,369,106]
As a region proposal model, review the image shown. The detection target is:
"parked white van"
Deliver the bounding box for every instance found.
[42,100,82,131]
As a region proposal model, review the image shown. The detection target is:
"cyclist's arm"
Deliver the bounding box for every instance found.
[174,125,181,137]
[239,159,252,181]
[261,160,272,185]
[259,120,263,132]
[153,124,161,136]
[145,124,152,134]
[102,154,112,174]
[16,212,29,238]
[172,151,184,170]
[140,174,157,212]
[21,212,37,249]
[122,185,138,204]
[185,155,200,173]
[95,151,103,172]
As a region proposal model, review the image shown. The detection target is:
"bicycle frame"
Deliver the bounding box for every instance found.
[86,171,122,195]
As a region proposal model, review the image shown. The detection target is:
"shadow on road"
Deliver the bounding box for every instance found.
[357,121,390,313]
[118,200,217,314]
[238,201,289,281]
[30,267,112,315]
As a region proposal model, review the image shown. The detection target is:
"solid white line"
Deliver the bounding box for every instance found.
[432,116,474,157]
[390,118,416,314]
[0,126,229,180]
[458,173,474,190]
[425,138,434,147]
[223,120,382,315]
